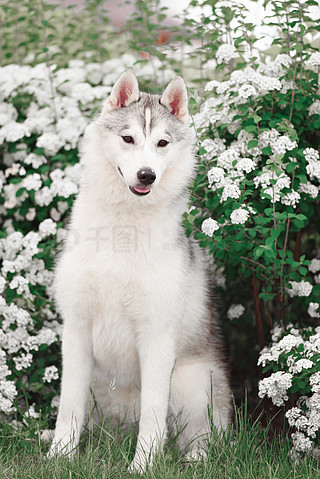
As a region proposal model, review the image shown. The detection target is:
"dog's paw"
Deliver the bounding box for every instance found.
[40,429,54,442]
[184,446,207,463]
[47,439,76,459]
[128,456,148,474]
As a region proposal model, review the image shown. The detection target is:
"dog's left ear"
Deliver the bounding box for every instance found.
[103,69,140,115]
[160,76,189,123]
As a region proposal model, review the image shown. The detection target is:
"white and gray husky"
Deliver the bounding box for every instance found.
[49,69,231,472]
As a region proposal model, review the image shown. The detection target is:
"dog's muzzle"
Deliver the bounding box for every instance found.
[128,168,156,196]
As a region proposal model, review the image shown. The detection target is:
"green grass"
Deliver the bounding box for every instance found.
[0,407,319,479]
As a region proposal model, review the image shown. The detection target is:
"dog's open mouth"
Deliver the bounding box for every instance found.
[129,186,151,196]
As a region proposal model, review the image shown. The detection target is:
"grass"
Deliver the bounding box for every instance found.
[0,406,319,479]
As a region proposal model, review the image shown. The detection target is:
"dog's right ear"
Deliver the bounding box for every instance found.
[102,69,140,115]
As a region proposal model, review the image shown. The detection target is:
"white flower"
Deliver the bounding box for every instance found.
[230,208,249,225]
[308,303,320,319]
[259,54,292,77]
[257,346,281,367]
[50,208,61,222]
[310,372,320,393]
[39,218,57,239]
[306,161,320,181]
[278,334,303,352]
[238,84,257,99]
[286,407,303,427]
[13,353,33,371]
[308,100,320,116]
[309,259,320,273]
[201,218,219,237]
[0,379,17,414]
[306,52,320,67]
[208,166,225,186]
[22,173,42,191]
[5,163,20,178]
[25,403,40,419]
[259,128,280,148]
[236,157,256,173]
[0,121,30,144]
[288,358,314,374]
[254,169,291,198]
[220,182,241,202]
[287,281,312,297]
[42,365,59,383]
[281,191,300,208]
[0,102,18,126]
[36,132,65,156]
[26,208,36,221]
[57,201,69,214]
[292,432,313,452]
[24,153,47,169]
[271,135,297,155]
[202,138,226,158]
[258,371,293,406]
[216,43,238,64]
[9,275,31,297]
[71,82,95,103]
[0,276,6,294]
[51,395,60,409]
[304,147,319,162]
[5,231,23,254]
[217,149,240,171]
[227,304,245,320]
[205,80,220,92]
[298,182,319,199]
[35,186,55,207]
[56,116,88,149]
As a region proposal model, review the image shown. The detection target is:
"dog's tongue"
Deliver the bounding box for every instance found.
[134,187,150,194]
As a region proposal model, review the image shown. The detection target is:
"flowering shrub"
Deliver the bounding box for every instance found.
[0,54,174,419]
[184,0,320,457]
[258,324,320,459]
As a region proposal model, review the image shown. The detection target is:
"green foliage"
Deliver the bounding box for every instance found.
[0,0,115,66]
[0,406,319,478]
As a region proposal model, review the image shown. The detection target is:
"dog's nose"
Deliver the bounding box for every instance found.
[137,168,156,185]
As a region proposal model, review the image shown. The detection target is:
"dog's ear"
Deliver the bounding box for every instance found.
[160,76,188,123]
[103,69,140,115]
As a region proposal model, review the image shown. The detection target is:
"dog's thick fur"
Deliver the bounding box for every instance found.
[50,70,232,472]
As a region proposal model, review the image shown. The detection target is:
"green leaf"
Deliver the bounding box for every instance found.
[298,267,308,276]
[247,140,258,150]
[253,115,262,123]
[262,146,272,155]
[259,292,275,301]
[16,187,26,197]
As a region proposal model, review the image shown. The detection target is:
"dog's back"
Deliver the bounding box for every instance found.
[51,70,232,472]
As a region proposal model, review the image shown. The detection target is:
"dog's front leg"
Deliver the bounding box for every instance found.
[49,321,93,457]
[129,333,175,473]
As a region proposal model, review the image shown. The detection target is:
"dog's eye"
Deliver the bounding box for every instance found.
[122,136,134,144]
[157,139,169,147]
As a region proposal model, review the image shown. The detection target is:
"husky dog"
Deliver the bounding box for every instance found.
[49,69,231,472]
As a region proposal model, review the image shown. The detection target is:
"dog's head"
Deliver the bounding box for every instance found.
[96,69,194,200]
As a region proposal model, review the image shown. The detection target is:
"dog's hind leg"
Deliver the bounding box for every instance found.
[169,357,231,459]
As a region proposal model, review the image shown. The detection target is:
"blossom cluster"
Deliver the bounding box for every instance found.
[258,325,320,458]
[0,222,63,414]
